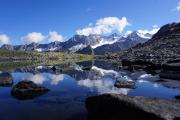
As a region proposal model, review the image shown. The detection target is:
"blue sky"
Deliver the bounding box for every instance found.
[0,0,180,45]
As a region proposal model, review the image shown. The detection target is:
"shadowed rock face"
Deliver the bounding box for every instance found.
[0,72,13,86]
[11,80,49,100]
[86,94,180,120]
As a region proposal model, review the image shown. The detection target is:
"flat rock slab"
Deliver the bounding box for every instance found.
[11,80,49,100]
[0,72,13,86]
[86,94,180,120]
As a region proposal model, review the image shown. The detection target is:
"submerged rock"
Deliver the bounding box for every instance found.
[159,72,180,80]
[11,80,49,100]
[0,72,13,86]
[114,80,136,89]
[86,94,180,120]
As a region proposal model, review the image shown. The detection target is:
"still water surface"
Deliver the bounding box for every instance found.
[0,60,180,120]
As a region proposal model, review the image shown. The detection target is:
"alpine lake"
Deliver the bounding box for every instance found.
[0,60,180,120]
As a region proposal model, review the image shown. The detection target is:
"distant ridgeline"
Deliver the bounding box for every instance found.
[0,31,153,55]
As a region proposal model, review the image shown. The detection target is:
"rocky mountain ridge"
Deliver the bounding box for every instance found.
[1,31,153,55]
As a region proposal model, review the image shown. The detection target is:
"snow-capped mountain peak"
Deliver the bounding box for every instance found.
[136,32,152,39]
[91,33,121,49]
[124,31,154,39]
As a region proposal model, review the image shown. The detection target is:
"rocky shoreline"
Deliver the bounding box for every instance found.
[86,94,180,120]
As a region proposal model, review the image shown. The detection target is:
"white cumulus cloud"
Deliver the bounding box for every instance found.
[22,32,46,44]
[0,34,10,45]
[172,2,180,11]
[176,2,180,11]
[76,17,129,36]
[48,31,64,42]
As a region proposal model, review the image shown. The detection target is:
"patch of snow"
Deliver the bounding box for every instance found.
[35,48,44,52]
[36,66,44,69]
[137,32,152,39]
[48,47,58,51]
[91,37,120,49]
[69,44,87,52]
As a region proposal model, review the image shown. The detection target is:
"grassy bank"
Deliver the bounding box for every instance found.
[0,49,96,61]
[0,49,97,70]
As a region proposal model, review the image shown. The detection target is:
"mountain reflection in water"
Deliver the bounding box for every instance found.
[0,60,180,120]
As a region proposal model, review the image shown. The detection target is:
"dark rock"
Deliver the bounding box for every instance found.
[51,65,62,72]
[162,63,180,71]
[86,94,180,120]
[51,66,56,71]
[11,80,49,100]
[175,95,180,100]
[82,67,91,71]
[121,59,133,66]
[0,72,13,86]
[155,79,167,82]
[159,72,180,80]
[114,80,135,88]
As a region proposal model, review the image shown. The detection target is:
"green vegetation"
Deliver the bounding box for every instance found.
[0,49,97,70]
[0,49,96,61]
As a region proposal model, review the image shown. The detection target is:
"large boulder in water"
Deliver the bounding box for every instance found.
[86,94,180,120]
[0,72,13,86]
[11,80,49,100]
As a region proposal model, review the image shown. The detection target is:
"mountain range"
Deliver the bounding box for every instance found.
[0,31,154,55]
[110,22,180,64]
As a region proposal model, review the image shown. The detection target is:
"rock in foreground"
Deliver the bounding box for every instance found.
[11,80,49,100]
[86,94,180,120]
[0,72,13,86]
[175,95,180,100]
